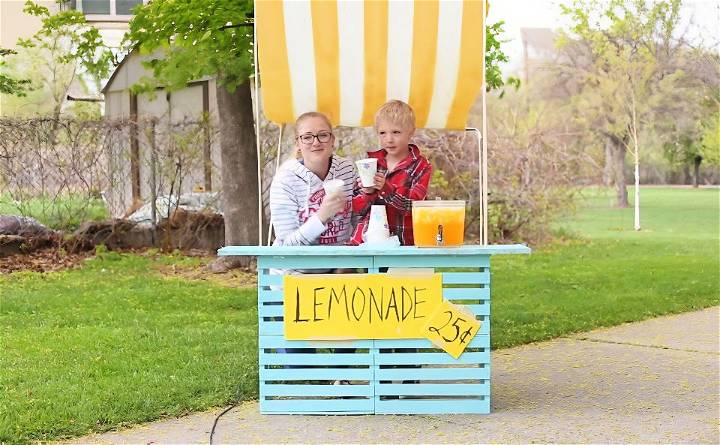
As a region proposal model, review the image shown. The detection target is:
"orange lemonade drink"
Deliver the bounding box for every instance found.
[412,201,466,247]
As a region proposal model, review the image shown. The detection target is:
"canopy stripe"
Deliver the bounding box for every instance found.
[256,0,486,129]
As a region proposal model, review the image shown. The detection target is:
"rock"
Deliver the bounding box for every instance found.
[0,234,25,257]
[0,215,55,237]
[69,211,225,252]
[70,219,150,251]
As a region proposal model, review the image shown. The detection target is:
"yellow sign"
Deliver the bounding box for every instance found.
[423,300,481,359]
[283,273,443,340]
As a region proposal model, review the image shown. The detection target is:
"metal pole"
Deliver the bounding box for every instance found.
[148,118,158,247]
[481,0,489,245]
[466,127,484,245]
[266,123,285,246]
[253,20,263,246]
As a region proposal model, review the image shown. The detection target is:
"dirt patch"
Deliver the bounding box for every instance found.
[154,257,257,288]
[0,249,94,274]
[1,247,257,287]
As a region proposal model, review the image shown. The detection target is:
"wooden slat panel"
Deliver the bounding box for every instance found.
[259,352,373,366]
[458,303,490,316]
[259,336,372,349]
[442,271,490,284]
[258,305,283,318]
[374,335,489,349]
[261,384,372,397]
[220,244,530,257]
[261,315,489,336]
[374,398,489,414]
[258,289,284,303]
[260,367,372,381]
[258,256,373,269]
[259,320,284,336]
[247,249,506,415]
[374,351,489,365]
[258,273,283,286]
[374,255,490,268]
[261,398,374,414]
[375,383,489,396]
[443,287,490,300]
[375,366,490,381]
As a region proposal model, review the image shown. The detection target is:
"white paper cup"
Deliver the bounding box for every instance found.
[368,205,389,233]
[365,229,390,244]
[356,158,378,187]
[323,179,344,196]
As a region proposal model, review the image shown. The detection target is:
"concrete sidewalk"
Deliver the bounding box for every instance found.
[66,307,719,444]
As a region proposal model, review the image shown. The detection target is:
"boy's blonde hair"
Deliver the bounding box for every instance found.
[374,100,416,131]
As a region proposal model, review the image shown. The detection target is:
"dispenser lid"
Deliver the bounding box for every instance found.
[412,200,466,208]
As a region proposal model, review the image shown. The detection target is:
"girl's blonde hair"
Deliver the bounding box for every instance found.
[374,100,416,131]
[295,111,333,136]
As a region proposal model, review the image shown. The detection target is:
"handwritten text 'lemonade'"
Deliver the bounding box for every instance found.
[283,274,443,339]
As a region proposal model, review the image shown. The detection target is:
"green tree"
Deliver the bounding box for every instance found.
[699,109,720,167]
[558,0,685,226]
[656,49,719,187]
[125,0,256,269]
[15,0,114,120]
[0,48,31,96]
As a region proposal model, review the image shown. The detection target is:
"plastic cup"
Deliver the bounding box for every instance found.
[356,158,378,187]
[368,205,389,233]
[323,179,344,196]
[365,229,390,244]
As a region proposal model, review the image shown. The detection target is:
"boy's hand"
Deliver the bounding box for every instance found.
[370,172,385,191]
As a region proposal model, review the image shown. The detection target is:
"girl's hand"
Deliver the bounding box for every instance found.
[317,191,347,223]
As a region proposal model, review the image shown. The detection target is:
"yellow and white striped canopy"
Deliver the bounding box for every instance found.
[256,0,486,130]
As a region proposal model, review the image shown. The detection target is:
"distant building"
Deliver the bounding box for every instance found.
[101,49,221,214]
[0,0,144,113]
[520,27,559,84]
[1,0,141,50]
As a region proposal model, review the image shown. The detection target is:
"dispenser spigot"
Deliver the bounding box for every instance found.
[436,224,444,246]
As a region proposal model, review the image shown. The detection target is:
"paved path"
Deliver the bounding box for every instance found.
[65,307,719,444]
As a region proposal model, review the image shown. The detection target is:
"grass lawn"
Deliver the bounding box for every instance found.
[0,253,258,443]
[0,193,109,231]
[491,186,719,348]
[1,186,718,443]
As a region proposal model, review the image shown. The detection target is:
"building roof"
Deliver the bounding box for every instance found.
[101,48,134,94]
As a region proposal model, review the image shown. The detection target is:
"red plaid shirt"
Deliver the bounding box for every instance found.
[349,144,432,245]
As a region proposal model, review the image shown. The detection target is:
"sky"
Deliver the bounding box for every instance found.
[487,0,720,76]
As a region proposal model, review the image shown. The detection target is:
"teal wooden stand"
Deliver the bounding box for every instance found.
[218,244,530,415]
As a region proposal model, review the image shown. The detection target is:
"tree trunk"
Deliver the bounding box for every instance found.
[603,139,614,187]
[213,79,258,269]
[682,164,691,185]
[609,136,628,208]
[633,161,640,231]
[693,155,702,188]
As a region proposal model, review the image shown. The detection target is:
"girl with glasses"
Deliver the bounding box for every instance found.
[270,111,357,250]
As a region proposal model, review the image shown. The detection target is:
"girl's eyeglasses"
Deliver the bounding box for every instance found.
[297,132,332,145]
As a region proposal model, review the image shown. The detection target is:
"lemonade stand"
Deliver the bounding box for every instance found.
[218,0,530,415]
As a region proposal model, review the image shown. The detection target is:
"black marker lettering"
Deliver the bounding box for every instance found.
[385,288,399,321]
[351,286,367,321]
[413,287,427,319]
[294,288,309,322]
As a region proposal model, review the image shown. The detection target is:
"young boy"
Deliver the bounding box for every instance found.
[349,100,432,245]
